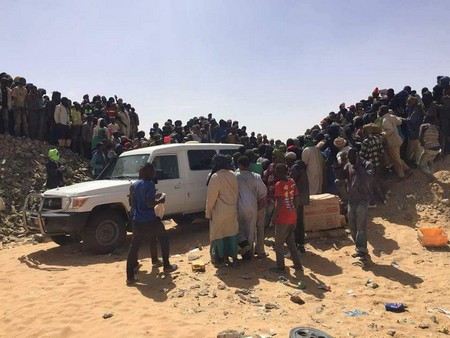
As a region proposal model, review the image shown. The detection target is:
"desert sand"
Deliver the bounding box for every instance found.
[1,160,449,338]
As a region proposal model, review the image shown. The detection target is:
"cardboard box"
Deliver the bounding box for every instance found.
[191,260,206,272]
[304,193,341,232]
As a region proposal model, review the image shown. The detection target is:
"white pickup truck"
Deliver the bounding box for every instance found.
[22,143,240,254]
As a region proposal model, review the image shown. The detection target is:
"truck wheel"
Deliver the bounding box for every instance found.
[83,210,126,254]
[50,235,80,246]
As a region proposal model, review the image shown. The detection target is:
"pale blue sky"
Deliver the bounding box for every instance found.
[2,0,449,141]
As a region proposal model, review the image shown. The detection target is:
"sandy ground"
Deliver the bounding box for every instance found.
[1,162,450,338]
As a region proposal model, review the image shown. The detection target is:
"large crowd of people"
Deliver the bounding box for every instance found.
[1,71,449,275]
[123,75,449,281]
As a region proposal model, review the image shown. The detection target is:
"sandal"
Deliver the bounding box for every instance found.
[163,264,178,273]
[152,259,164,268]
[126,277,138,286]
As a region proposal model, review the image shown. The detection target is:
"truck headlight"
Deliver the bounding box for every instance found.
[71,197,88,208]
[62,197,71,209]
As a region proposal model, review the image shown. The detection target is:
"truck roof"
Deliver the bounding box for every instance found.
[118,142,242,157]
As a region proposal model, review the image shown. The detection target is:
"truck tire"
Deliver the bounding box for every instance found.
[83,210,126,254]
[50,235,80,246]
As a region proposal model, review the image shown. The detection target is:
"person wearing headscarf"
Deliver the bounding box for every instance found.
[91,127,108,151]
[46,148,65,189]
[334,137,350,165]
[262,148,286,227]
[405,95,424,165]
[379,106,411,179]
[235,156,267,260]
[302,139,325,194]
[205,154,239,266]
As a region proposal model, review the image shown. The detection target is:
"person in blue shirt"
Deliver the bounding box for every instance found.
[126,163,177,285]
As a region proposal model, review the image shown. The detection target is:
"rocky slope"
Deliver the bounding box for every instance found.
[0,134,92,245]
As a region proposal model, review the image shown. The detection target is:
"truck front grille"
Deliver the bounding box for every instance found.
[42,197,62,210]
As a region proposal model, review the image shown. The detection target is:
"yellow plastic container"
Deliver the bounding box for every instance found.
[417,228,449,247]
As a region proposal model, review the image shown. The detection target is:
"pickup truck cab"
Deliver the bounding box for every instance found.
[22,143,240,253]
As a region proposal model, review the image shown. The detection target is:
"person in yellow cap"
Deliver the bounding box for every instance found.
[46,148,65,189]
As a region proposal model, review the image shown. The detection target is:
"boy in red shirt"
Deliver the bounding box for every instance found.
[271,163,303,272]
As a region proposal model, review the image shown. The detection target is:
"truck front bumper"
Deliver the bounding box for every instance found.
[22,193,89,236]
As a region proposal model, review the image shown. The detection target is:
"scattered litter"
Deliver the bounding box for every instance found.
[343,309,368,317]
[385,303,405,313]
[318,284,331,292]
[188,253,202,262]
[365,279,379,289]
[428,308,450,318]
[438,326,449,334]
[297,281,306,290]
[316,305,325,314]
[391,260,400,269]
[278,276,288,283]
[191,260,205,272]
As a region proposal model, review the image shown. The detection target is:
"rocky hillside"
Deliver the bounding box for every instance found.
[0,134,92,246]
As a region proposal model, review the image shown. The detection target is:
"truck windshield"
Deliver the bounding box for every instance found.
[108,154,149,179]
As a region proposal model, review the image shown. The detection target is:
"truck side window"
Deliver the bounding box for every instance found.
[219,149,236,157]
[187,150,217,171]
[152,155,179,180]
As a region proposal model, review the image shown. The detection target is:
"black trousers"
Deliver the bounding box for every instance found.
[126,220,170,279]
[295,205,305,246]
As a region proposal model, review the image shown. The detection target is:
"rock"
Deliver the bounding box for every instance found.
[190,284,201,289]
[315,305,324,314]
[265,303,278,310]
[32,234,46,243]
[430,315,438,324]
[235,288,250,295]
[441,198,450,206]
[193,307,203,313]
[175,290,185,298]
[418,323,429,329]
[217,329,244,338]
[237,293,247,302]
[218,282,227,290]
[198,288,209,297]
[248,296,260,304]
[103,312,113,319]
[368,322,378,331]
[386,329,396,336]
[0,135,93,245]
[290,295,305,305]
[223,311,229,316]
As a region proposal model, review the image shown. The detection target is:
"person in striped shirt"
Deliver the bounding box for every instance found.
[418,115,441,182]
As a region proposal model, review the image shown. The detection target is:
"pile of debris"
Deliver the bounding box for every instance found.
[0,134,93,246]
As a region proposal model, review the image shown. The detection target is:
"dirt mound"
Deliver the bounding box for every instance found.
[0,134,93,245]
[379,156,450,230]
